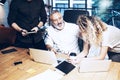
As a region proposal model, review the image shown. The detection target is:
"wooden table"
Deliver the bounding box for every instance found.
[0,46,120,80]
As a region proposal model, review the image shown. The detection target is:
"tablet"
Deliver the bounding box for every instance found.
[55,61,75,75]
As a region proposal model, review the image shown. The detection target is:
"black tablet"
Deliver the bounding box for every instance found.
[55,61,75,75]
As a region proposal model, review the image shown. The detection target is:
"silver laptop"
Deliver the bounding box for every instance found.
[79,59,111,73]
[29,48,58,65]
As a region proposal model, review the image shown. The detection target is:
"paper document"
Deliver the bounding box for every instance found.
[26,69,63,80]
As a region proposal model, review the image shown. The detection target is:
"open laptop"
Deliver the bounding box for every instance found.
[79,59,112,73]
[29,48,58,65]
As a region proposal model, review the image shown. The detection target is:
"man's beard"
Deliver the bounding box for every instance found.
[53,22,64,30]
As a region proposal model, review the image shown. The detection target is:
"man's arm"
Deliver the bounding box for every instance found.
[39,0,47,26]
[11,23,23,32]
[31,0,47,33]
[11,23,28,36]
[44,32,58,54]
[46,44,58,54]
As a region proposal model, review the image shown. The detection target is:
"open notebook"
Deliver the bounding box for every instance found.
[79,59,112,73]
[29,48,58,65]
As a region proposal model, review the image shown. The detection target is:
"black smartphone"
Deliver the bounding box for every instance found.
[1,48,17,54]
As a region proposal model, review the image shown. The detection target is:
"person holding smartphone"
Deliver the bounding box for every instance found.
[8,0,47,49]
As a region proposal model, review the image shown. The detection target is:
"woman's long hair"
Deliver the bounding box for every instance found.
[77,15,107,46]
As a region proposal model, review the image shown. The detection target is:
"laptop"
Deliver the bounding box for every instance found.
[79,59,111,73]
[29,48,58,65]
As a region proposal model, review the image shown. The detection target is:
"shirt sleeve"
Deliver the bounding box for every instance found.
[7,0,18,26]
[39,0,47,25]
[44,32,54,47]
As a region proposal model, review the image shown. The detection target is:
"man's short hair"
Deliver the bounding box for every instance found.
[50,10,60,20]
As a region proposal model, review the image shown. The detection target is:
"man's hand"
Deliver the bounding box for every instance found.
[50,48,59,54]
[31,26,39,33]
[20,29,28,36]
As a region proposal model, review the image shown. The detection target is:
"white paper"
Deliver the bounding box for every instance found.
[26,69,63,80]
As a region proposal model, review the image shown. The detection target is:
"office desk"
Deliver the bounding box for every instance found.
[0,46,120,80]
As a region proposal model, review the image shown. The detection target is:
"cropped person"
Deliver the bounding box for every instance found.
[44,10,80,54]
[0,0,12,27]
[7,0,47,49]
[74,15,120,63]
[0,0,6,4]
[0,0,6,25]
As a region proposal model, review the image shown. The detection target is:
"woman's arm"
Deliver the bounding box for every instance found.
[93,46,108,60]
[77,41,89,58]
[71,43,109,64]
[69,41,89,64]
[82,46,109,61]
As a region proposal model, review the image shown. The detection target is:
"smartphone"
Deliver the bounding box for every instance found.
[26,31,36,34]
[1,48,17,54]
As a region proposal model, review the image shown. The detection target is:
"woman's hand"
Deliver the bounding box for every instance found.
[68,55,81,65]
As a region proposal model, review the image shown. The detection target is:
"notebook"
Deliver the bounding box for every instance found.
[29,48,58,65]
[79,59,111,73]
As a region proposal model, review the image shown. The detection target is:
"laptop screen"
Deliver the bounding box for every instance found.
[29,48,58,65]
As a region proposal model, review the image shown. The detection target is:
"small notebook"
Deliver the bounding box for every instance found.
[55,61,75,75]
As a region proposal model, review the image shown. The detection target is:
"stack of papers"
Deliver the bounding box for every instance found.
[26,69,63,80]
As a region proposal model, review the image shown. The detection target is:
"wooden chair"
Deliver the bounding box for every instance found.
[0,25,16,49]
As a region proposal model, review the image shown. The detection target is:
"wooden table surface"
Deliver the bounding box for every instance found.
[0,46,120,80]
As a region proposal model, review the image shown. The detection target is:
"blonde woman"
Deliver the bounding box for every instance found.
[74,15,120,63]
